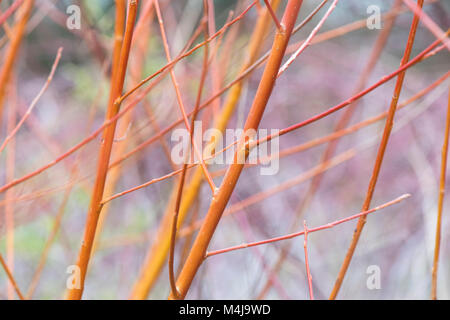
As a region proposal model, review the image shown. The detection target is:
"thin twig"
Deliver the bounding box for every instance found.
[263,0,282,31]
[205,194,410,257]
[257,0,403,298]
[103,70,449,207]
[119,1,258,103]
[167,1,210,299]
[401,0,450,51]
[0,0,34,123]
[303,221,314,300]
[0,253,25,300]
[0,7,425,195]
[431,89,450,300]
[0,0,24,26]
[153,0,215,193]
[329,0,425,299]
[0,47,63,153]
[129,0,282,300]
[278,0,338,77]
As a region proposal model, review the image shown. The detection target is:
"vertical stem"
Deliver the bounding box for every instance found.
[110,0,126,83]
[257,0,401,299]
[329,0,424,300]
[154,0,215,192]
[431,89,450,300]
[66,0,138,300]
[303,221,314,300]
[0,0,33,123]
[168,2,210,298]
[129,0,281,300]
[169,0,304,300]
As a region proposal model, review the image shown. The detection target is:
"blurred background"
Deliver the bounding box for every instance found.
[0,0,449,299]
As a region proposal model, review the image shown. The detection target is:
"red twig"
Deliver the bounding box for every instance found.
[263,0,282,31]
[0,23,445,198]
[330,0,425,299]
[303,221,314,300]
[164,0,210,298]
[205,194,410,257]
[401,0,450,51]
[0,47,62,153]
[0,0,24,26]
[258,35,447,147]
[119,0,258,102]
[0,253,25,300]
[153,0,215,193]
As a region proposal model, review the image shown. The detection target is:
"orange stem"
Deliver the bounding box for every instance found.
[66,0,138,300]
[431,89,450,300]
[169,0,304,300]
[329,0,425,300]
